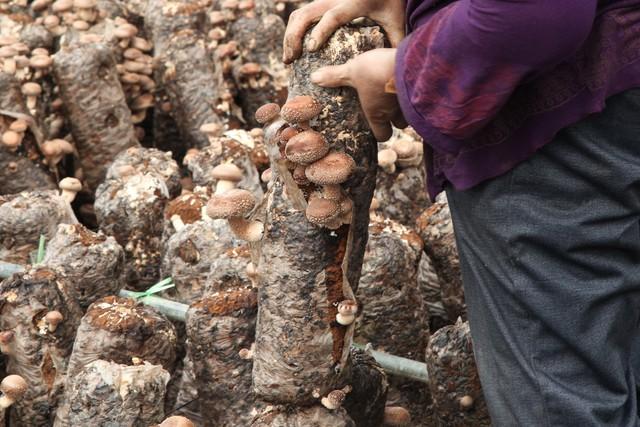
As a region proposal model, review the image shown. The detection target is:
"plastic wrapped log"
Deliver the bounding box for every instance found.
[0,190,75,264]
[416,193,466,322]
[253,25,384,404]
[417,252,448,331]
[53,42,139,191]
[204,242,254,293]
[342,347,388,427]
[186,288,259,426]
[0,73,55,194]
[183,134,264,200]
[230,13,288,127]
[55,296,177,425]
[42,223,125,310]
[425,319,490,426]
[251,406,355,427]
[0,267,83,427]
[357,217,428,360]
[64,360,170,427]
[95,148,180,289]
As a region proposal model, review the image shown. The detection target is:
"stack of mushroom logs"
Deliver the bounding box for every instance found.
[210,26,388,425]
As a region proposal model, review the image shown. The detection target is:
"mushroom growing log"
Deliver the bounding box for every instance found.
[95,147,180,289]
[425,319,490,426]
[252,25,384,406]
[251,405,355,427]
[55,295,177,425]
[42,223,125,310]
[52,42,139,191]
[0,72,55,194]
[0,190,75,264]
[416,193,466,322]
[186,288,259,426]
[0,267,83,427]
[63,360,170,426]
[146,0,225,150]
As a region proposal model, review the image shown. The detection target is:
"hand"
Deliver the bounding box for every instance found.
[311,48,406,142]
[283,0,405,64]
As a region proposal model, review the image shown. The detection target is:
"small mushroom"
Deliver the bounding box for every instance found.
[199,122,223,144]
[255,103,280,125]
[383,406,412,426]
[260,168,272,184]
[42,138,74,166]
[211,163,243,194]
[320,385,352,410]
[238,343,254,360]
[0,331,14,354]
[305,151,355,201]
[458,395,474,411]
[114,23,137,48]
[336,299,358,325]
[0,375,27,409]
[305,196,341,229]
[285,130,329,165]
[59,177,82,202]
[292,164,309,186]
[391,138,422,168]
[159,416,195,427]
[206,189,264,242]
[377,148,398,174]
[44,310,63,332]
[1,130,22,151]
[280,95,322,129]
[21,82,42,111]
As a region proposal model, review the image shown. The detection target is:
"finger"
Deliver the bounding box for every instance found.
[308,4,359,52]
[283,3,330,64]
[392,109,408,129]
[311,63,353,88]
[362,107,393,142]
[384,24,405,48]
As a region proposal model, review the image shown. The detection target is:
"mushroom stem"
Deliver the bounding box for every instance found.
[215,179,236,194]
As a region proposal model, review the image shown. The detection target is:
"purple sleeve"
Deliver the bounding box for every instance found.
[395,0,597,152]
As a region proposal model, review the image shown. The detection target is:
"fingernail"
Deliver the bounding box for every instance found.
[310,71,322,84]
[306,38,317,51]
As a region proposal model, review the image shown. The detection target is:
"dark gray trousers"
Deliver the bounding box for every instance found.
[446,89,640,426]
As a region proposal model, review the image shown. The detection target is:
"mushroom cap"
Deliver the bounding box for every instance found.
[42,139,74,156]
[159,416,195,427]
[59,177,82,192]
[459,395,474,410]
[238,62,261,76]
[377,148,397,166]
[260,168,272,183]
[72,20,90,31]
[391,139,416,159]
[255,103,280,124]
[211,163,243,182]
[132,37,153,51]
[337,299,358,315]
[306,197,340,225]
[45,310,63,325]
[305,151,355,185]
[0,375,27,400]
[1,131,22,148]
[206,189,255,219]
[52,0,73,12]
[43,15,61,27]
[279,126,299,144]
[114,23,137,38]
[131,93,154,110]
[280,95,322,124]
[285,130,329,164]
[21,82,42,96]
[383,406,411,427]
[0,46,17,59]
[29,55,53,69]
[73,0,96,8]
[0,331,14,345]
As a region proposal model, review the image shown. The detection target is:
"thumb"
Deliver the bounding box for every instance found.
[310,62,353,88]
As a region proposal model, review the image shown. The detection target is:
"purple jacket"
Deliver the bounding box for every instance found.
[395,0,640,199]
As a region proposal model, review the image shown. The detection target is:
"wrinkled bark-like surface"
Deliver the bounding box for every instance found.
[0,267,83,427]
[53,42,138,191]
[56,296,176,425]
[0,73,55,194]
[0,190,74,264]
[253,25,384,405]
[230,14,288,127]
[357,217,427,360]
[187,288,259,426]
[416,194,466,322]
[146,0,224,150]
[417,252,448,331]
[64,360,169,427]
[184,135,264,199]
[43,223,125,310]
[375,165,430,228]
[204,242,253,293]
[251,406,355,427]
[426,319,490,426]
[343,348,388,427]
[95,147,180,289]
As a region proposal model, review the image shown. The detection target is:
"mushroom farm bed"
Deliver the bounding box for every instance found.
[0,1,490,426]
